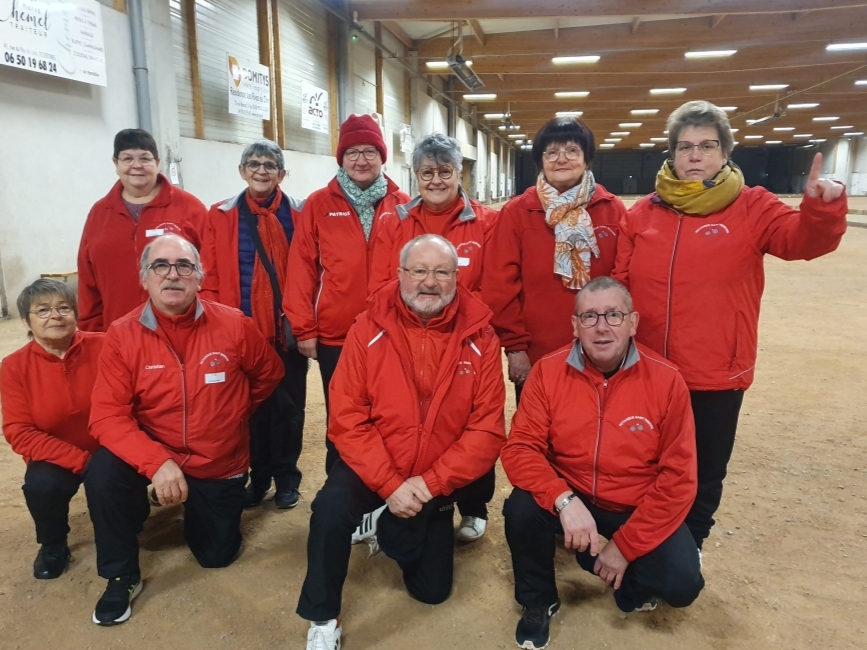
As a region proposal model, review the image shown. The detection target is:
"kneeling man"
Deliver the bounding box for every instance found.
[501,277,703,650]
[85,234,283,625]
[297,234,506,649]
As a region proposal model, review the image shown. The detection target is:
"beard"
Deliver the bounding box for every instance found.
[401,285,456,319]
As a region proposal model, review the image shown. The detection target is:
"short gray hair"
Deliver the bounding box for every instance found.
[139,234,204,282]
[666,100,735,158]
[575,276,633,313]
[399,234,459,268]
[240,138,284,170]
[412,133,463,174]
[17,278,78,336]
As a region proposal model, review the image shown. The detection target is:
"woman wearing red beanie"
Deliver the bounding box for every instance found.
[285,113,410,473]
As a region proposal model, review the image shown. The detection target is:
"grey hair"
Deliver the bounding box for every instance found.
[399,234,459,269]
[240,138,285,170]
[139,234,204,282]
[412,133,463,174]
[666,100,734,158]
[17,278,78,337]
[575,276,633,313]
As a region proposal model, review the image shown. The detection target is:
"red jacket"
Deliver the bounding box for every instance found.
[369,189,500,294]
[482,184,626,363]
[1,331,104,475]
[328,281,506,500]
[199,190,304,306]
[612,187,848,390]
[285,175,410,346]
[501,340,697,562]
[89,299,284,480]
[77,175,209,332]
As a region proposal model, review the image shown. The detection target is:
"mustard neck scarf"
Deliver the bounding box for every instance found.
[655,160,745,216]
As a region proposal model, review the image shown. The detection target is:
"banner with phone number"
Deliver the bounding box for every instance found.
[0,0,107,87]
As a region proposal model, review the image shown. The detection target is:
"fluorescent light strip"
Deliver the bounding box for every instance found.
[831,125,855,130]
[599,143,615,148]
[813,116,840,121]
[619,122,642,128]
[610,131,630,136]
[552,55,600,64]
[811,139,827,143]
[856,80,867,86]
[744,135,763,139]
[685,49,737,58]
[750,84,789,91]
[730,129,739,133]
[650,88,686,94]
[604,138,622,142]
[766,140,782,144]
[483,113,505,119]
[631,109,659,115]
[650,137,668,142]
[718,106,738,112]
[554,91,590,98]
[639,143,656,148]
[773,127,795,131]
[555,111,583,117]
[788,103,819,109]
[793,134,813,138]
[827,42,867,51]
[507,134,527,139]
[463,94,497,101]
[844,132,865,136]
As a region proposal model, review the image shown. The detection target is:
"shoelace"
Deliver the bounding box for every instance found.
[522,607,549,627]
[105,577,136,598]
[308,625,334,650]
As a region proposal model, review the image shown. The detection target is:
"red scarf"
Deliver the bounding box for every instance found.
[246,187,290,346]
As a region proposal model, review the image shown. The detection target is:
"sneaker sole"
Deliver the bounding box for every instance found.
[516,602,561,650]
[92,581,142,626]
[456,529,484,542]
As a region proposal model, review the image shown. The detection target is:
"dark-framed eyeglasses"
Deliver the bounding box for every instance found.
[543,146,583,162]
[674,140,721,157]
[29,305,74,319]
[344,148,380,161]
[418,166,455,182]
[576,310,632,327]
[401,267,456,282]
[148,261,198,277]
[244,160,280,173]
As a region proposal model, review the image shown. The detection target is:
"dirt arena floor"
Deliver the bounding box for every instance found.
[0,227,865,650]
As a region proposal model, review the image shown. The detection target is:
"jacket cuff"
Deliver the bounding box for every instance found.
[611,529,639,563]
[142,451,174,481]
[421,469,443,497]
[376,473,405,501]
[544,479,573,513]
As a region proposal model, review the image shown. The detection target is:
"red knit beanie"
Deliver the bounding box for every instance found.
[337,114,388,164]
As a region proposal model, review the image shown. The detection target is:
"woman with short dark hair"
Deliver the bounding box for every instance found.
[1,279,104,579]
[483,117,626,397]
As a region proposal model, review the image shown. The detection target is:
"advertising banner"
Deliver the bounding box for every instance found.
[301,79,329,134]
[227,54,270,120]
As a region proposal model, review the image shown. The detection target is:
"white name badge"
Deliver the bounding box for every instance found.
[457,257,470,267]
[145,228,165,238]
[204,372,226,384]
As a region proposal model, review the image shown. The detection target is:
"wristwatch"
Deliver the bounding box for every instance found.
[554,493,577,514]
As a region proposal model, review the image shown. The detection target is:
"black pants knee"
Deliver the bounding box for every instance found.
[685,390,744,548]
[85,447,247,578]
[316,343,343,474]
[249,346,308,493]
[504,488,703,611]
[22,461,82,546]
[456,465,495,520]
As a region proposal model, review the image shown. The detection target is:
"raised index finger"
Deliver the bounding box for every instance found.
[807,152,823,187]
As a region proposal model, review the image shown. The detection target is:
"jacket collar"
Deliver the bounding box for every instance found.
[139,299,205,331]
[566,338,640,373]
[218,189,305,213]
[396,187,475,222]
[108,173,174,212]
[27,330,85,362]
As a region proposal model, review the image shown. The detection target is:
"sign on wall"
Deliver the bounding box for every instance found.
[301,80,329,134]
[227,54,270,120]
[0,0,106,86]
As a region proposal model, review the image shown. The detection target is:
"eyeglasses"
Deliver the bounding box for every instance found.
[674,140,721,157]
[29,305,74,319]
[148,261,198,277]
[116,155,157,167]
[244,160,280,173]
[344,148,380,161]
[576,310,632,327]
[401,267,456,281]
[418,166,455,182]
[543,146,583,162]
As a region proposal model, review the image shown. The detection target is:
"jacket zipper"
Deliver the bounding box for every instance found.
[591,380,608,501]
[61,363,78,413]
[167,346,190,468]
[663,211,684,359]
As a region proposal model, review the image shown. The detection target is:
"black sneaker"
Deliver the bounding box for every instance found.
[33,544,71,580]
[275,488,300,510]
[244,486,268,509]
[515,600,561,650]
[92,575,142,626]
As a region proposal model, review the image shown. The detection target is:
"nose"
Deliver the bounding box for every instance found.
[166,265,181,279]
[421,272,439,288]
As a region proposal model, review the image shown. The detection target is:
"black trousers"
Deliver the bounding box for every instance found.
[22,460,82,546]
[296,459,493,621]
[84,447,247,579]
[685,389,744,549]
[316,342,343,474]
[504,488,703,612]
[248,346,309,494]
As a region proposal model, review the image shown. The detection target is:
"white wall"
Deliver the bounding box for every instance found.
[850,136,867,195]
[415,89,447,138]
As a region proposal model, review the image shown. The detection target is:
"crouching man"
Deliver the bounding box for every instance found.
[84,234,283,626]
[501,277,703,650]
[297,234,506,650]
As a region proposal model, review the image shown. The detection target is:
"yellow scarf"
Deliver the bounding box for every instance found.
[655,160,745,216]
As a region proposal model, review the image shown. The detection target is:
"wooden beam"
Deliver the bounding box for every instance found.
[182,0,204,140]
[382,20,414,50]
[256,0,275,140]
[711,14,726,28]
[467,19,485,46]
[631,17,641,34]
[793,10,812,19]
[327,12,339,155]
[270,0,285,148]
[112,0,126,13]
[375,22,384,116]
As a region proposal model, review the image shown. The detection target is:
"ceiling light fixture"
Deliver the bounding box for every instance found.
[604,138,622,142]
[610,131,630,136]
[650,88,686,94]
[631,109,659,115]
[555,91,590,98]
[552,55,600,64]
[599,143,615,148]
[483,113,505,119]
[766,140,782,144]
[813,116,840,121]
[685,49,737,58]
[831,125,855,130]
[619,122,642,128]
[650,137,668,142]
[773,127,795,131]
[639,143,656,148]
[793,134,813,138]
[463,93,497,101]
[744,135,763,139]
[718,106,738,112]
[555,111,584,117]
[844,132,865,136]
[856,80,867,86]
[507,134,527,139]
[827,42,867,51]
[787,103,819,109]
[750,84,789,91]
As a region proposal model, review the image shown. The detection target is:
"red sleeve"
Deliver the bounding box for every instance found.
[751,188,848,261]
[0,358,90,475]
[368,216,400,295]
[421,330,507,497]
[199,206,221,302]
[77,208,105,333]
[88,330,173,479]
[481,201,529,352]
[238,316,284,416]
[611,375,697,562]
[611,207,636,289]
[327,323,405,500]
[179,194,208,251]
[285,196,320,342]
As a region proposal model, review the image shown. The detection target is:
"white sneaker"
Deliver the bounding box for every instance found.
[351,505,386,544]
[456,516,487,542]
[307,619,341,650]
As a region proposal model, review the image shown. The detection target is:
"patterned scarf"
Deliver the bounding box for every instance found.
[537,170,600,290]
[336,167,388,241]
[655,160,745,215]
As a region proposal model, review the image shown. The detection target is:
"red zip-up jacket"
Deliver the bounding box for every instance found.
[77,174,209,332]
[369,188,500,294]
[482,184,626,363]
[328,281,506,499]
[1,331,104,475]
[501,340,697,562]
[285,175,410,346]
[612,187,847,390]
[89,299,284,480]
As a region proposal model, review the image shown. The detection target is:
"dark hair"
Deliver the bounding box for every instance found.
[666,100,734,157]
[531,117,596,171]
[16,278,78,337]
[113,129,159,160]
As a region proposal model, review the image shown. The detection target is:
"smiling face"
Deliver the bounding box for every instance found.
[239,154,286,198]
[342,143,383,190]
[398,240,458,321]
[24,294,77,349]
[572,287,639,374]
[114,148,160,195]
[141,236,202,316]
[417,156,461,211]
[541,140,588,192]
[672,125,728,181]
